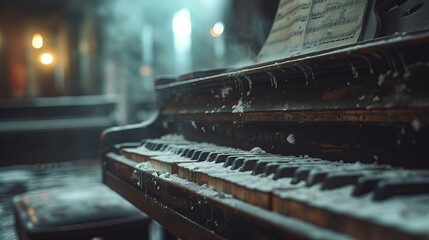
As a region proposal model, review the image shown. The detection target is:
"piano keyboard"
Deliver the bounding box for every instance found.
[109,136,429,240]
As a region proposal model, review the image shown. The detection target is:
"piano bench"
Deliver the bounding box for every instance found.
[12,184,150,240]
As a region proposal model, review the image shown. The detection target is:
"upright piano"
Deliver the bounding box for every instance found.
[101,1,429,239]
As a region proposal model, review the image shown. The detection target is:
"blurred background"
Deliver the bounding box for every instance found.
[0,0,278,165]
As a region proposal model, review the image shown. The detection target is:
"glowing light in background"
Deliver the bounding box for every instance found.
[139,65,153,77]
[172,8,193,74]
[40,53,54,65]
[172,9,192,36]
[210,22,224,37]
[32,33,44,49]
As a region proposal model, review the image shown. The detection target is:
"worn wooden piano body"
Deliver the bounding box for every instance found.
[101,2,429,239]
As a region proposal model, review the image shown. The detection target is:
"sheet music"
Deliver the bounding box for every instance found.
[258,0,368,61]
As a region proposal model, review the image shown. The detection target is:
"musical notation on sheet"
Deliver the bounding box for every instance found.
[258,0,368,61]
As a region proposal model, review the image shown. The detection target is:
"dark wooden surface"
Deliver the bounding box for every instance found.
[153,31,429,168]
[104,153,354,240]
[105,173,222,240]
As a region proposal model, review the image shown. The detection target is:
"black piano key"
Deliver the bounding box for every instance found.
[158,142,169,151]
[352,176,383,197]
[214,154,232,163]
[305,166,352,187]
[166,143,185,152]
[214,152,245,164]
[321,172,364,190]
[231,156,273,170]
[170,146,184,155]
[144,141,153,150]
[291,167,313,184]
[152,143,164,151]
[278,161,329,184]
[273,165,301,180]
[174,147,186,156]
[230,157,246,170]
[163,144,175,152]
[187,149,197,158]
[224,155,258,168]
[249,159,285,175]
[306,164,388,188]
[251,159,294,176]
[180,148,190,157]
[239,158,260,172]
[224,156,240,167]
[252,161,270,175]
[373,178,429,201]
[306,170,330,187]
[263,163,282,177]
[273,162,324,180]
[197,151,212,162]
[207,152,221,162]
[191,150,203,160]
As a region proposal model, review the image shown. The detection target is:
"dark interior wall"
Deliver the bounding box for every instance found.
[224,0,279,66]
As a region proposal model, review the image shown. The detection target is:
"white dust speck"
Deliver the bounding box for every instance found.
[393,71,399,78]
[351,64,359,78]
[232,98,245,113]
[372,96,380,102]
[404,68,411,80]
[191,121,197,129]
[395,84,407,94]
[160,134,185,141]
[287,133,295,144]
[244,75,252,96]
[267,72,278,88]
[377,74,386,86]
[220,87,233,98]
[215,192,225,198]
[250,147,266,154]
[411,119,422,132]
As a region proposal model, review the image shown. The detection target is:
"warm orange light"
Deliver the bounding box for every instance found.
[210,22,224,37]
[139,65,153,76]
[40,53,54,65]
[30,216,39,223]
[32,33,44,49]
[27,208,37,216]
